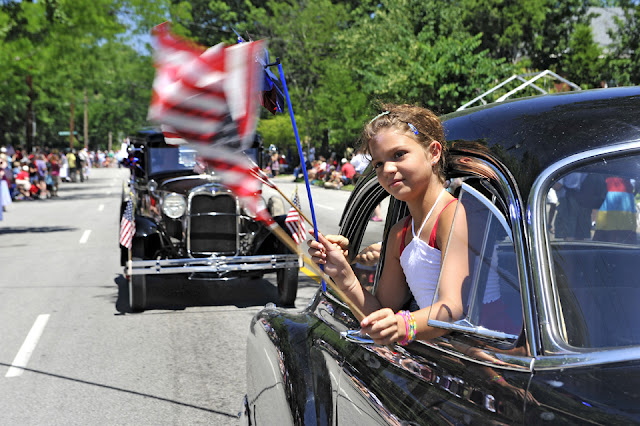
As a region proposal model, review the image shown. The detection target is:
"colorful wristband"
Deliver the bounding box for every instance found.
[397,310,416,346]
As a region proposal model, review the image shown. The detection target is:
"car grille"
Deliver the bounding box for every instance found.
[188,193,237,257]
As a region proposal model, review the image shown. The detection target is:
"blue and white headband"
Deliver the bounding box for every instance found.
[368,111,420,135]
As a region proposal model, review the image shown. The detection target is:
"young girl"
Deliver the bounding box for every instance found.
[308,103,468,346]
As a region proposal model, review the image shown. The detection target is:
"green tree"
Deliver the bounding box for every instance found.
[606,4,640,85]
[337,0,512,114]
[459,0,592,71]
[560,23,604,87]
[246,0,353,153]
[0,0,172,150]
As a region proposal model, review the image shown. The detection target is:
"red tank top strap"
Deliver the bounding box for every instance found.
[428,199,458,249]
[399,215,412,256]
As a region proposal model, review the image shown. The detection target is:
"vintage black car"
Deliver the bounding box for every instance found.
[242,87,640,424]
[119,130,300,312]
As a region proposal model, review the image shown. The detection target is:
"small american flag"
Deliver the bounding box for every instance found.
[285,187,306,244]
[119,198,135,249]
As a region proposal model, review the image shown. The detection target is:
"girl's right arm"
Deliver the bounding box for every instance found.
[307,220,410,317]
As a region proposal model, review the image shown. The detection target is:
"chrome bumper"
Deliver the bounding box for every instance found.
[125,253,301,276]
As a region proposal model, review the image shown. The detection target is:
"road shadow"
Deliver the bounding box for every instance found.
[0,225,78,235]
[114,273,281,314]
[0,362,238,420]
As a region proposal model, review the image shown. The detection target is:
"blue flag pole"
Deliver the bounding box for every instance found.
[276,60,326,292]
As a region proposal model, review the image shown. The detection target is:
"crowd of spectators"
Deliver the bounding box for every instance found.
[293,148,368,190]
[0,144,121,221]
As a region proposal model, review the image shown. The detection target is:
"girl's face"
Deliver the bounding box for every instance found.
[369,129,440,202]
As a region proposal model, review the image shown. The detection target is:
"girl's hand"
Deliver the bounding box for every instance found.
[360,308,405,345]
[306,230,352,282]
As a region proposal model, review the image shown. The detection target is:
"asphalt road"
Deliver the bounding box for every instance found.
[0,168,351,425]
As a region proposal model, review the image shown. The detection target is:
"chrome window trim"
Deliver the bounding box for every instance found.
[528,140,640,362]
[186,186,239,256]
[420,339,534,373]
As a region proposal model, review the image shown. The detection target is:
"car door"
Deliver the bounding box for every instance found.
[335,173,534,425]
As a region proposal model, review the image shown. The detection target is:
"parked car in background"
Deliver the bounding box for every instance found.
[119,130,300,312]
[242,87,640,424]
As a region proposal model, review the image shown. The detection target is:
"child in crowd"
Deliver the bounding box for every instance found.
[308,103,468,345]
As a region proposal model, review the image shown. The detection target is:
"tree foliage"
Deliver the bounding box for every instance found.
[1,0,639,156]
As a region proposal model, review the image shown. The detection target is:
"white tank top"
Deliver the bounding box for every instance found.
[399,189,446,309]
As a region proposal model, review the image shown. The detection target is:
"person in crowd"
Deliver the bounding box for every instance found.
[308,103,468,345]
[340,158,356,186]
[15,164,33,200]
[49,152,61,197]
[76,148,86,182]
[350,147,370,183]
[593,176,638,244]
[323,165,343,189]
[66,150,77,182]
[270,151,280,177]
[60,151,69,182]
[29,162,49,199]
[0,155,12,212]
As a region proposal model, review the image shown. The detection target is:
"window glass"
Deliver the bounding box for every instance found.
[351,196,390,294]
[429,181,523,341]
[546,154,640,348]
[149,146,197,174]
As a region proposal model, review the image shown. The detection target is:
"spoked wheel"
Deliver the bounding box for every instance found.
[277,267,299,307]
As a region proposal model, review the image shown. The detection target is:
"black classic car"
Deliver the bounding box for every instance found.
[119,130,300,312]
[242,87,640,424]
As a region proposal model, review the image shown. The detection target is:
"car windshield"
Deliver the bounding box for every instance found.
[545,151,640,349]
[148,146,197,174]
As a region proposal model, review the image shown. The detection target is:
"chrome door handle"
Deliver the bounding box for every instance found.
[340,330,375,344]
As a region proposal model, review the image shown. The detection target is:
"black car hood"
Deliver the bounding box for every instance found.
[157,175,218,195]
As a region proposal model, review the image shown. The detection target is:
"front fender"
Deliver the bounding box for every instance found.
[120,216,168,266]
[134,215,162,239]
[245,302,340,425]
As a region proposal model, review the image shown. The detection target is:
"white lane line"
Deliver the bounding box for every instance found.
[6,314,50,378]
[79,229,92,244]
[317,204,335,211]
[106,191,112,195]
[98,204,104,211]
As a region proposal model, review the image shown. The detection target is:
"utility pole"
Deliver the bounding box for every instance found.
[108,131,112,152]
[69,91,75,151]
[26,75,34,153]
[83,88,89,149]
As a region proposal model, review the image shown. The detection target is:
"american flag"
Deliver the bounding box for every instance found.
[119,198,135,249]
[285,187,306,244]
[147,23,271,224]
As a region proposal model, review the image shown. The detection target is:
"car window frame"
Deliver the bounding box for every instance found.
[530,141,640,361]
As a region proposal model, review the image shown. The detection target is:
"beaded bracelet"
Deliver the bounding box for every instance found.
[397,310,416,346]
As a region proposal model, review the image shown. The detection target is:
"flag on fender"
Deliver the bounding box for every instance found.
[285,186,306,244]
[119,198,135,249]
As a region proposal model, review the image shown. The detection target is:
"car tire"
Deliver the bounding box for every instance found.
[129,238,146,312]
[129,274,147,312]
[277,267,298,307]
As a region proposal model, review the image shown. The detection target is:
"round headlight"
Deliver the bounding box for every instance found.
[162,193,186,219]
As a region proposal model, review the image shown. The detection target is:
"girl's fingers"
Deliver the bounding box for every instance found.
[361,308,394,327]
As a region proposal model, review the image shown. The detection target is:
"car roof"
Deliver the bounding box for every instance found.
[441,87,640,198]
